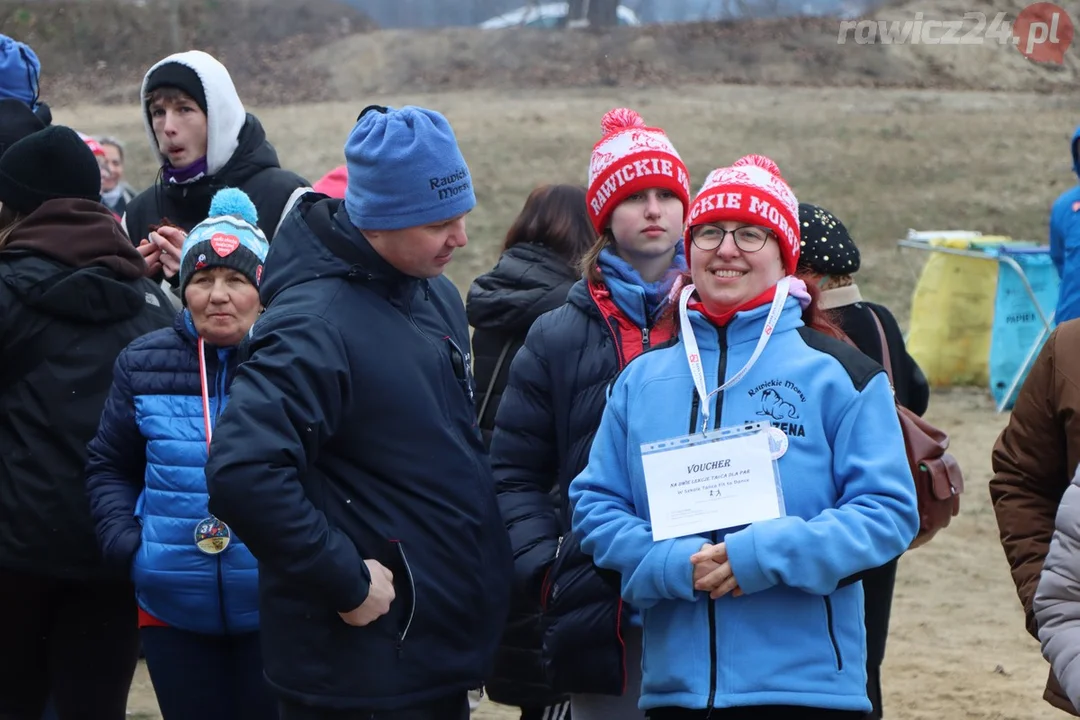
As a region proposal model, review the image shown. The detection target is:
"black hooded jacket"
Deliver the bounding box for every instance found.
[0,199,175,579]
[467,243,579,449]
[204,196,513,711]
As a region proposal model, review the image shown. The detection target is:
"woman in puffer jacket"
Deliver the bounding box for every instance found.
[569,155,919,719]
[85,189,276,720]
[491,107,692,719]
[467,183,594,719]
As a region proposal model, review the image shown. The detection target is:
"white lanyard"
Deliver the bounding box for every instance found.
[679,277,791,433]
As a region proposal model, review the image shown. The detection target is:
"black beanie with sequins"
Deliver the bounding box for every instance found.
[796,203,860,276]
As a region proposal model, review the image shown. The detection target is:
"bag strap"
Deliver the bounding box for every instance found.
[868,307,895,386]
[477,338,513,423]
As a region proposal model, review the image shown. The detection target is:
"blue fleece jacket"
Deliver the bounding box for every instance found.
[568,298,919,713]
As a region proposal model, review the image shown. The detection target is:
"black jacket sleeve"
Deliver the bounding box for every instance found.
[491,317,563,601]
[205,311,369,613]
[84,349,147,573]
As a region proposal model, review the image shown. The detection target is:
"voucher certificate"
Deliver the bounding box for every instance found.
[640,422,785,541]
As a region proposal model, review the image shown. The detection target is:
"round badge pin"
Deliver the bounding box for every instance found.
[194,516,231,555]
[767,426,789,460]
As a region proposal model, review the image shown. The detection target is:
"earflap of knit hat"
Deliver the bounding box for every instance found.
[685,154,800,274]
[586,107,691,235]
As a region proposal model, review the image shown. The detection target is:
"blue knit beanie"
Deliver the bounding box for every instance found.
[344,105,475,230]
[179,188,270,305]
[0,35,40,108]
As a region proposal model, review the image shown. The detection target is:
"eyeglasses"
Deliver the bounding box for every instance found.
[690,224,773,253]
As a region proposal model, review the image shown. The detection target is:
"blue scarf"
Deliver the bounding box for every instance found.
[597,243,687,328]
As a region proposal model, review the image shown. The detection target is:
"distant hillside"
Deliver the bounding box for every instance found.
[7,0,1077,107]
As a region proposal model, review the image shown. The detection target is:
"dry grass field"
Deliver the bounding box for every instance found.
[58,83,1080,720]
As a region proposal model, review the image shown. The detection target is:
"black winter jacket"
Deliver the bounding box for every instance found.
[491,278,674,696]
[468,243,579,448]
[204,197,512,711]
[0,199,175,580]
[465,243,577,708]
[831,299,929,416]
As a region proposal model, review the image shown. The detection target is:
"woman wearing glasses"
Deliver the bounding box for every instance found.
[491,108,691,719]
[569,155,919,719]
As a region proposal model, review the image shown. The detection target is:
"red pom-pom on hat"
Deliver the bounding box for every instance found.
[733,154,783,179]
[600,108,645,135]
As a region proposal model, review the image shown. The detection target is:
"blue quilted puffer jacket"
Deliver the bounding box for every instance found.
[86,310,258,635]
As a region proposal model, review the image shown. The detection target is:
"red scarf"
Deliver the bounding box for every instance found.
[688,285,778,327]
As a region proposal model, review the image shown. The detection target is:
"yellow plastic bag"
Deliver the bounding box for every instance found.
[907,241,1002,387]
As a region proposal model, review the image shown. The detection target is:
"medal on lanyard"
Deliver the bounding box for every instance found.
[194,337,231,555]
[679,276,791,455]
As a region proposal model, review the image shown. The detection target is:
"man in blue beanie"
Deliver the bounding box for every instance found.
[204,105,513,720]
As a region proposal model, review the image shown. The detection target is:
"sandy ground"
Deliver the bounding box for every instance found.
[63,83,1074,718]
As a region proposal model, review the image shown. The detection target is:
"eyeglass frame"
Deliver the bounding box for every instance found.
[689,224,775,253]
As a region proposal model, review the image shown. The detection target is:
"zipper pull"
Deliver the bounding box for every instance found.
[555,535,564,558]
[642,326,650,349]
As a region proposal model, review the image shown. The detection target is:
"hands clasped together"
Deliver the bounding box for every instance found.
[692,542,743,599]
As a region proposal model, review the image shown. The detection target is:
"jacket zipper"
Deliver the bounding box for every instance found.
[705,326,728,714]
[395,542,417,657]
[642,326,651,351]
[824,597,843,670]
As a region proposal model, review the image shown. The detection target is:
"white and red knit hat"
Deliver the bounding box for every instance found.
[685,154,800,275]
[586,108,690,236]
[77,131,106,159]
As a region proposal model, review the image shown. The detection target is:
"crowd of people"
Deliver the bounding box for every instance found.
[1,26,1079,720]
